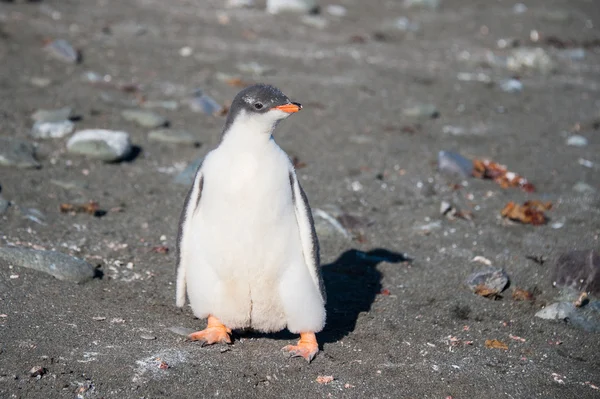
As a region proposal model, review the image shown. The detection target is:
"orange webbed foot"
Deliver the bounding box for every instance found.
[282,332,319,363]
[188,315,232,346]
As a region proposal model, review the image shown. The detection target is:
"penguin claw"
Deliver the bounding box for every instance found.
[282,332,319,363]
[188,327,232,346]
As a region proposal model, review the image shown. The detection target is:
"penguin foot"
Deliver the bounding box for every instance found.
[282,332,319,363]
[188,315,232,346]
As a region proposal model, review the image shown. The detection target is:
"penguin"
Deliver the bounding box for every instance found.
[176,84,326,362]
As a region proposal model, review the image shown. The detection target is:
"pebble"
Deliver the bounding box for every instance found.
[140,335,157,340]
[326,5,347,17]
[173,157,203,186]
[31,120,75,139]
[167,326,195,337]
[506,48,555,74]
[551,249,599,295]
[44,39,80,64]
[67,129,132,162]
[179,46,193,57]
[30,77,52,88]
[403,0,440,10]
[572,182,596,194]
[187,91,224,115]
[121,109,168,128]
[266,0,317,14]
[566,135,588,147]
[438,150,473,178]
[148,129,200,145]
[466,267,509,294]
[499,78,523,93]
[0,138,40,169]
[0,247,96,283]
[0,196,10,215]
[31,107,72,122]
[236,62,274,77]
[403,104,439,119]
[535,302,575,320]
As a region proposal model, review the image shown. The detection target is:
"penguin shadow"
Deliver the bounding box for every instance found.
[240,248,409,345]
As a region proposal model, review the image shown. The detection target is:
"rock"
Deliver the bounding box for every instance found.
[167,326,195,337]
[67,129,132,162]
[173,157,203,186]
[187,91,224,115]
[403,0,440,10]
[0,196,10,215]
[121,109,168,128]
[44,39,80,64]
[535,302,575,320]
[148,129,200,145]
[499,78,523,93]
[0,138,40,169]
[0,247,96,283]
[403,104,439,119]
[572,182,596,194]
[551,250,600,295]
[30,77,52,88]
[266,0,317,14]
[325,5,346,17]
[31,120,75,139]
[140,335,157,340]
[507,48,555,74]
[438,151,473,178]
[31,107,72,122]
[466,267,509,294]
[566,135,588,147]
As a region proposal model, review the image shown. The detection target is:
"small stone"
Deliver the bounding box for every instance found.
[535,302,575,320]
[266,0,317,14]
[236,62,275,77]
[31,120,75,139]
[0,247,96,283]
[140,335,157,340]
[31,107,72,122]
[0,138,40,169]
[121,109,168,128]
[148,129,200,145]
[466,267,509,294]
[29,366,46,378]
[403,0,440,10]
[572,182,596,194]
[438,151,473,178]
[578,158,594,168]
[30,77,52,88]
[44,39,80,64]
[174,157,204,186]
[325,5,347,17]
[566,135,588,147]
[67,129,132,162]
[167,326,195,337]
[499,78,523,93]
[187,91,224,115]
[403,104,439,119]
[506,47,555,74]
[512,3,527,13]
[551,250,600,295]
[179,46,193,57]
[0,196,10,215]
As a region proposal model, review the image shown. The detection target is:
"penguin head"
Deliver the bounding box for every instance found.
[222,84,302,137]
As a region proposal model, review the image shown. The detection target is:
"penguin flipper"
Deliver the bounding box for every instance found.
[175,161,204,307]
[288,170,326,303]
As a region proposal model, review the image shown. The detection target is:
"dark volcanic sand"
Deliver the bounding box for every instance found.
[1,0,600,398]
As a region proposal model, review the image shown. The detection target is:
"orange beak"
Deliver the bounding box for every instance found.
[274,102,302,113]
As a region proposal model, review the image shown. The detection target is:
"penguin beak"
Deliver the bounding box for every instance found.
[274,102,302,113]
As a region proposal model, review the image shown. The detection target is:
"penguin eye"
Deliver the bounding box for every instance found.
[254,102,263,110]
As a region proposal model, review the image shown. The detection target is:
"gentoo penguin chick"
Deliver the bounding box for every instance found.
[176,84,326,362]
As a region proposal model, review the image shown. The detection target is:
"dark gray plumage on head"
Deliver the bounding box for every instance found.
[221,84,302,136]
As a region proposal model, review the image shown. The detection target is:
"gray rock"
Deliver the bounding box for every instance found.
[0,196,10,215]
[266,0,317,14]
[121,109,168,128]
[466,267,509,294]
[403,0,440,10]
[403,104,439,119]
[566,135,588,147]
[573,182,596,194]
[499,78,523,93]
[148,129,200,145]
[0,247,96,283]
[67,129,132,162]
[31,107,72,122]
[0,138,40,169]
[535,302,575,320]
[167,326,195,337]
[507,48,556,74]
[174,157,203,186]
[438,150,473,178]
[551,250,600,295]
[187,92,224,115]
[30,77,52,88]
[31,120,75,139]
[44,39,80,64]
